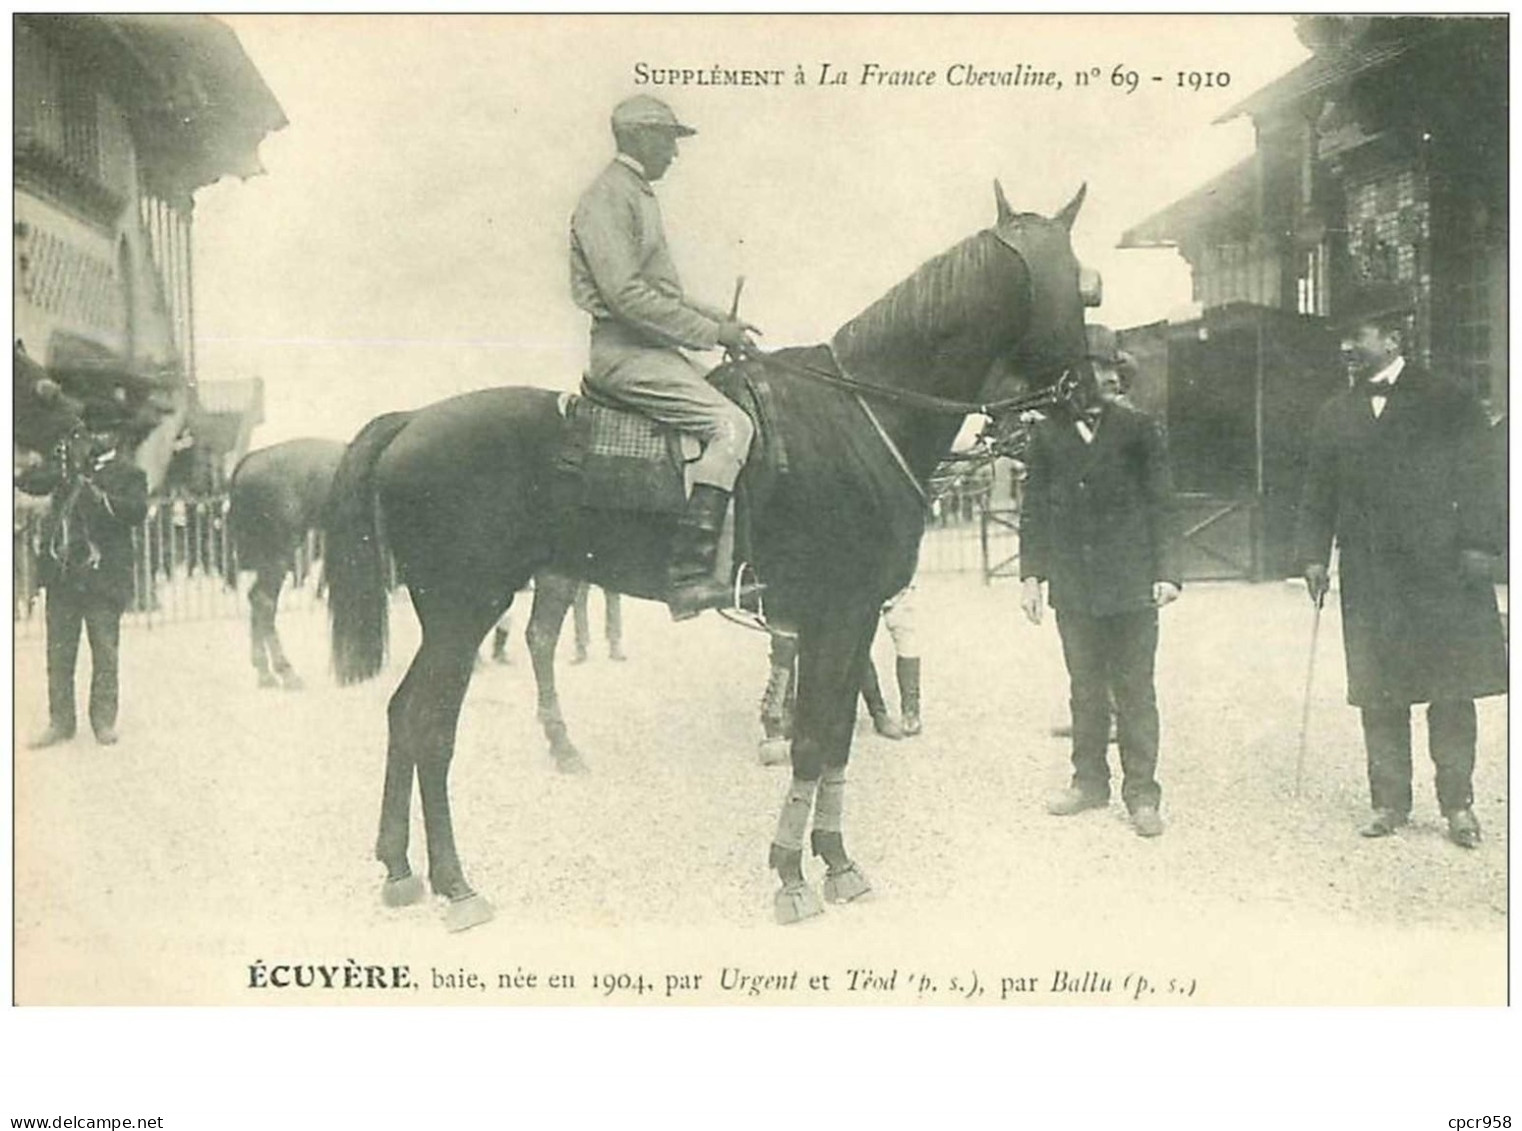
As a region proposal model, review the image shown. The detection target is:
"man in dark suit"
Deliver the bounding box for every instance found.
[1297,296,1506,848]
[1020,325,1181,837]
[18,427,149,747]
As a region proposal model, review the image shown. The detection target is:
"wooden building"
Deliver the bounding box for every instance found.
[13,14,285,491]
[1119,15,1506,579]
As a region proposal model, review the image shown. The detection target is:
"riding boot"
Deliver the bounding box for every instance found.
[667,484,763,621]
[897,656,922,737]
[861,659,904,740]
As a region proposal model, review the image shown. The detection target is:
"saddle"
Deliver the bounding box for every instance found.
[556,363,789,516]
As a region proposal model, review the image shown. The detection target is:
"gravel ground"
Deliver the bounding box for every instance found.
[12,576,1507,1004]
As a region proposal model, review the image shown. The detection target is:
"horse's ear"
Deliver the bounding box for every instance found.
[1054,183,1087,231]
[993,179,1015,226]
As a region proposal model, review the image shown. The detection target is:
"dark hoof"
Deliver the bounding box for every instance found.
[93,727,119,747]
[257,671,280,690]
[553,747,590,775]
[822,863,872,904]
[444,894,495,932]
[381,874,426,907]
[774,883,824,925]
[757,737,790,767]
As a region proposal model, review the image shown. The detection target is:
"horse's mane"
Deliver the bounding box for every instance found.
[830,229,1026,382]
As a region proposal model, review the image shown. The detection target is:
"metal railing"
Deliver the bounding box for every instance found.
[14,493,325,639]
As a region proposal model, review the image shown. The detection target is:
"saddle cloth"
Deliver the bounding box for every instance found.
[556,391,688,514]
[556,362,789,517]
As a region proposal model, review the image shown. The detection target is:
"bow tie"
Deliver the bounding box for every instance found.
[1360,378,1395,396]
[1078,406,1103,423]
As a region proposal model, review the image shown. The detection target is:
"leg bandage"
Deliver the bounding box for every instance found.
[773,777,818,851]
[814,766,848,833]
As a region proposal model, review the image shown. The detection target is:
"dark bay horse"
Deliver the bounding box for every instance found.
[225,438,346,689]
[325,184,1093,930]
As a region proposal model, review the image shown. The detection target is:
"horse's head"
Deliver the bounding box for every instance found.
[979,181,1100,412]
[13,342,85,455]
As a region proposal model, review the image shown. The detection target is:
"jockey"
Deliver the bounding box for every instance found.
[570,94,762,620]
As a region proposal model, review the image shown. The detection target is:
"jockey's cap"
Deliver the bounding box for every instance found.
[611,95,696,137]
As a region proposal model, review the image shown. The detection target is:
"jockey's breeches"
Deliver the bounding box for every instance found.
[586,326,752,492]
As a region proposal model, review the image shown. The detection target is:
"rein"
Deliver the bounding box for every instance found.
[736,343,1072,421]
[735,343,1073,506]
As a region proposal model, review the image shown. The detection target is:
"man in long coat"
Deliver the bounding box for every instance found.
[1021,324,1181,837]
[1297,301,1506,847]
[18,426,149,747]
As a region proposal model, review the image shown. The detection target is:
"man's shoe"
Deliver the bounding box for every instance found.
[1446,808,1482,849]
[870,711,905,740]
[1046,787,1109,816]
[1359,809,1408,838]
[609,644,628,662]
[27,725,75,749]
[94,726,119,747]
[1130,805,1164,838]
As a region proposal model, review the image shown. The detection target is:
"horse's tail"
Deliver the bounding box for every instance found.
[326,411,414,686]
[222,453,253,592]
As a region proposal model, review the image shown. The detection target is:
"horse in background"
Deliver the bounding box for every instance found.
[324,183,1094,930]
[225,438,346,689]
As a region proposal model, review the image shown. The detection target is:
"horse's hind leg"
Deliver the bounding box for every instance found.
[526,570,587,773]
[376,656,426,907]
[410,603,498,931]
[262,571,304,690]
[248,567,279,689]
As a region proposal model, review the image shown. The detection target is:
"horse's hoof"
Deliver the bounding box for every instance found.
[444,894,495,932]
[774,882,824,925]
[823,863,872,905]
[256,671,279,690]
[381,874,426,907]
[757,737,790,767]
[279,672,306,692]
[553,748,590,775]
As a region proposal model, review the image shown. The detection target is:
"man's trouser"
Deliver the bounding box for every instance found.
[1054,607,1161,812]
[881,585,919,659]
[587,323,753,491]
[573,583,623,651]
[46,584,124,736]
[1360,700,1476,817]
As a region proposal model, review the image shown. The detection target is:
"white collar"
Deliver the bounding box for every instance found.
[614,152,648,179]
[1369,355,1405,387]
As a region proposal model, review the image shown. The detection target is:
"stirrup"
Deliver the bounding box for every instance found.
[716,561,772,634]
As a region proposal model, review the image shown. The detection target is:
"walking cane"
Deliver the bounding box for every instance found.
[1295,592,1325,799]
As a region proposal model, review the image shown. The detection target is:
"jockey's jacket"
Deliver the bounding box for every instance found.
[570,154,727,351]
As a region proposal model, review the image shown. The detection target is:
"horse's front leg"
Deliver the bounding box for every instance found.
[769,598,879,923]
[525,571,587,773]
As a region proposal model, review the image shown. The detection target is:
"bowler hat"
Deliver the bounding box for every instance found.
[611,95,696,137]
